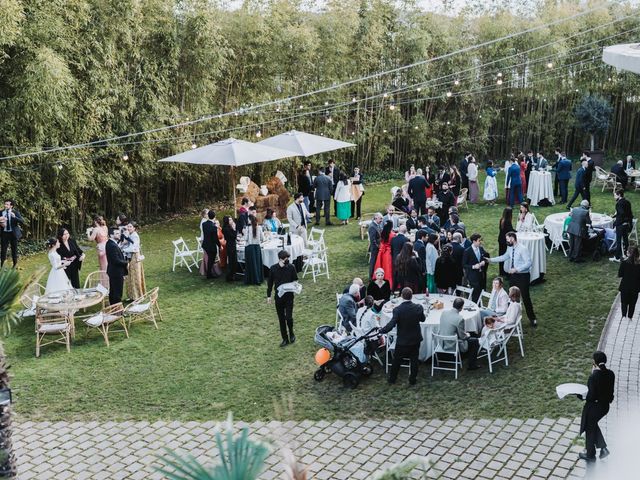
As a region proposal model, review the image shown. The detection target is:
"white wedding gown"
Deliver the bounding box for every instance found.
[45,251,73,294]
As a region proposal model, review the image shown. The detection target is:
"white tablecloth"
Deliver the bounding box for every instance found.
[379,294,481,361]
[543,212,613,244]
[238,234,305,267]
[516,232,546,283]
[527,171,555,206]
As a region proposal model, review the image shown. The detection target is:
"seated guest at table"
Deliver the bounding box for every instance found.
[567,200,592,263]
[343,277,366,305]
[611,188,633,262]
[450,232,465,286]
[379,287,423,385]
[611,160,628,189]
[244,215,264,285]
[373,221,395,288]
[392,189,410,214]
[425,233,439,293]
[479,316,498,350]
[435,244,457,294]
[463,233,488,303]
[338,284,360,332]
[391,225,409,260]
[624,155,636,171]
[495,286,522,326]
[618,246,640,321]
[436,182,455,221]
[222,216,238,282]
[480,277,509,323]
[56,227,85,289]
[368,268,391,310]
[439,297,480,370]
[356,295,379,332]
[516,202,534,232]
[405,209,419,231]
[426,206,441,231]
[236,197,251,234]
[262,208,283,233]
[394,243,424,294]
[383,205,400,230]
[556,153,572,204]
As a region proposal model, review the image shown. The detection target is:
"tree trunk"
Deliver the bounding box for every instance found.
[590,134,595,151]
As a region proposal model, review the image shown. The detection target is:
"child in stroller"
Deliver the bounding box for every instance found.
[313,325,381,388]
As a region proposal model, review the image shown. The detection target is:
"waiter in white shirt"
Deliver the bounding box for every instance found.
[486,231,538,327]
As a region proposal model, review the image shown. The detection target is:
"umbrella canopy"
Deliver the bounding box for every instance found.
[603,43,640,75]
[257,130,356,157]
[158,137,298,166]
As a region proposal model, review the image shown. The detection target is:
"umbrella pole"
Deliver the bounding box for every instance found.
[231,166,237,214]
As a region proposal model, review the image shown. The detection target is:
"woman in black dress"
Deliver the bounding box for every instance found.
[393,243,424,294]
[434,244,457,294]
[222,216,238,282]
[579,351,615,461]
[498,207,514,276]
[56,228,85,288]
[618,245,640,320]
[367,268,391,311]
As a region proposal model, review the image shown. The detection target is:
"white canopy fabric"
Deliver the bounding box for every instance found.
[158,137,297,166]
[603,43,640,75]
[257,130,356,157]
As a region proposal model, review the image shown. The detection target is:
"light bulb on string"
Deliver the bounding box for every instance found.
[454,79,460,86]
[414,126,419,130]
[510,107,515,111]
[547,62,553,69]
[446,91,452,98]
[389,104,396,111]
[496,79,503,85]
[326,117,333,124]
[497,72,502,77]
[351,131,355,136]
[416,87,421,92]
[255,130,262,138]
[383,93,389,98]
[352,97,357,103]
[57,164,63,170]
[122,153,129,161]
[383,129,387,133]
[191,143,197,149]
[299,105,304,109]
[446,121,450,125]
[324,101,329,106]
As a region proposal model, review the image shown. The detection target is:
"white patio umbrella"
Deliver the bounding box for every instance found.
[257,130,356,157]
[603,43,640,75]
[158,137,298,206]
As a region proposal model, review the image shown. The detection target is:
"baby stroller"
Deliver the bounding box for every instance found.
[313,325,380,389]
[583,227,608,261]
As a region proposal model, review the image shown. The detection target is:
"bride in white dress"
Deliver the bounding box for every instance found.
[45,238,73,294]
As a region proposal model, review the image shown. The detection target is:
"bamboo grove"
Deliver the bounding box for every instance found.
[0,0,639,238]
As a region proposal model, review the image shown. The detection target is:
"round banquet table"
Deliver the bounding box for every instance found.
[238,234,305,268]
[526,170,555,206]
[379,294,481,361]
[543,212,613,245]
[36,288,106,336]
[516,232,546,283]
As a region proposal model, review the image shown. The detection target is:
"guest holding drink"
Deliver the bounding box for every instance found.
[122,222,146,300]
[56,227,85,289]
[0,199,25,268]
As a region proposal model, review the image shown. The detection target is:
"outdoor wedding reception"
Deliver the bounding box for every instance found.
[0,0,639,479]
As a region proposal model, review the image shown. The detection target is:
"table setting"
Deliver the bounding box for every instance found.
[527,170,555,206]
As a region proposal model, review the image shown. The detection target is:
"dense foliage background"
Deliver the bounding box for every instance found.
[0,0,639,237]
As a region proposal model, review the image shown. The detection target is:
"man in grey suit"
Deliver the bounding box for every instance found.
[286,193,310,245]
[567,200,592,262]
[368,213,383,278]
[313,167,333,226]
[438,297,480,370]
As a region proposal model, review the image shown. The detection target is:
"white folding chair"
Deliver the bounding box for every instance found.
[172,237,199,272]
[390,186,400,203]
[19,281,45,318]
[477,325,508,373]
[306,227,326,251]
[385,332,411,374]
[431,332,462,379]
[455,285,473,299]
[457,188,469,210]
[505,313,525,358]
[302,245,329,282]
[631,219,638,244]
[195,236,204,264]
[477,290,491,308]
[335,293,343,330]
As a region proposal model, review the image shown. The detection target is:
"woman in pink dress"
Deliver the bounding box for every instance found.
[519,155,527,196]
[88,215,108,283]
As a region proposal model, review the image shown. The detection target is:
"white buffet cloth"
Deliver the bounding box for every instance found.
[516,232,546,283]
[526,170,555,206]
[543,212,613,244]
[379,294,481,361]
[238,234,305,267]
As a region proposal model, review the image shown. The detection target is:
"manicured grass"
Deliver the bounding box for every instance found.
[5,173,638,422]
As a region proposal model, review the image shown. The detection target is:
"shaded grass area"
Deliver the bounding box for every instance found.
[5,173,637,422]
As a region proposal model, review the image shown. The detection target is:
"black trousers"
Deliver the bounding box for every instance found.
[275,293,294,341]
[584,184,591,203]
[554,175,559,196]
[414,199,427,216]
[566,187,586,208]
[620,289,639,319]
[204,247,218,278]
[470,283,483,304]
[0,232,18,267]
[108,274,124,305]
[569,234,583,261]
[65,263,81,289]
[584,403,609,457]
[389,344,419,384]
[226,248,238,281]
[351,196,363,219]
[315,199,330,224]
[559,180,569,203]
[509,272,536,323]
[465,337,480,368]
[615,224,629,260]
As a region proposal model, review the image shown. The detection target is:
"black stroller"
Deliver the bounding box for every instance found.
[313,325,380,389]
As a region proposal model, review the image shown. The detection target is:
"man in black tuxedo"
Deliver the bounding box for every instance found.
[380,287,424,385]
[450,232,466,286]
[581,151,595,204]
[297,161,313,212]
[201,210,221,279]
[390,225,408,261]
[327,159,340,216]
[1,199,25,268]
[459,154,470,190]
[413,230,427,286]
[462,233,488,303]
[408,171,430,216]
[105,227,128,305]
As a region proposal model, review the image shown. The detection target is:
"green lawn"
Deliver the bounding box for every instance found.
[5,173,638,422]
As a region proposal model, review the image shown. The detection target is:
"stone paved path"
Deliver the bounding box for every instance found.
[16,294,640,479]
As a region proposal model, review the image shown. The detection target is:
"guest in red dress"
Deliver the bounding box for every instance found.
[519,156,527,197]
[373,220,396,289]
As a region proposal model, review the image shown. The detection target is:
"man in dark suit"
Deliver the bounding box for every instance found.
[313,167,333,226]
[610,161,628,189]
[567,160,588,209]
[391,225,408,261]
[426,206,441,231]
[567,200,592,262]
[556,153,572,203]
[413,230,427,286]
[0,199,25,268]
[105,227,129,305]
[368,213,383,278]
[611,188,633,262]
[582,152,595,203]
[462,233,488,303]
[297,161,313,212]
[450,232,466,286]
[327,159,340,216]
[552,147,562,196]
[201,210,221,279]
[380,287,424,385]
[405,209,419,231]
[459,154,470,190]
[408,171,430,216]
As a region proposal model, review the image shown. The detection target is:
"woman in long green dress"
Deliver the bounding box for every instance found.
[334,173,352,225]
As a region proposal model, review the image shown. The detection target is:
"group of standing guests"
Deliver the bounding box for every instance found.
[198,208,240,283]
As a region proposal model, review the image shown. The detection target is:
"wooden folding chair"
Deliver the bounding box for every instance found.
[124,287,162,329]
[81,303,128,346]
[35,311,71,357]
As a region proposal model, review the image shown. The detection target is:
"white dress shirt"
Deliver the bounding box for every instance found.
[490,243,532,273]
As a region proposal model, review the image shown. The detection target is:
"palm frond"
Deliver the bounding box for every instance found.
[0,268,24,335]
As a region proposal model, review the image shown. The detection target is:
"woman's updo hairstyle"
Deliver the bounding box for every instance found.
[45,237,57,249]
[593,350,607,370]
